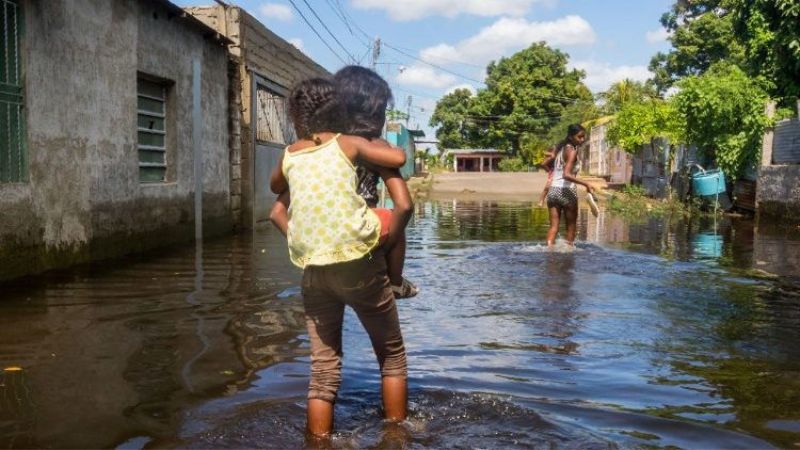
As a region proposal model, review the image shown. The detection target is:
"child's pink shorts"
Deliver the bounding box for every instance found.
[372,208,392,244]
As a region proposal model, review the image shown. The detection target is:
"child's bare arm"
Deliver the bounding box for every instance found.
[540,149,555,169]
[347,136,406,168]
[269,191,290,237]
[270,153,288,194]
[377,167,413,248]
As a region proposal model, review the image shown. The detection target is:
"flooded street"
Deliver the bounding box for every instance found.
[2,200,800,449]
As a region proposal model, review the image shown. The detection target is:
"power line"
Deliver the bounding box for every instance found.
[328,1,590,106]
[324,0,368,45]
[286,0,347,64]
[299,0,357,63]
[383,42,486,85]
[333,0,373,42]
[386,42,485,69]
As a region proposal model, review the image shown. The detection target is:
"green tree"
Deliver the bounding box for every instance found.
[428,88,474,149]
[468,42,592,154]
[731,0,800,100]
[598,79,656,114]
[606,98,684,154]
[648,0,745,93]
[673,63,770,181]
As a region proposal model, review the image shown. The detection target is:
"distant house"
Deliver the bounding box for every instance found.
[446,149,504,172]
[0,0,232,281]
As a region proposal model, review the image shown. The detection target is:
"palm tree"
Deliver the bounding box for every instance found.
[599,79,656,114]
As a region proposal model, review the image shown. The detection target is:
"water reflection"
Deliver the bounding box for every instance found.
[0,231,305,448]
[1,200,798,448]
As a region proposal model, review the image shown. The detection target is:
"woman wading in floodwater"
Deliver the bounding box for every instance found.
[544,124,594,247]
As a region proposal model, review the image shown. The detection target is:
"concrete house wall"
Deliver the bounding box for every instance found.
[587,122,632,184]
[758,110,800,221]
[0,0,231,281]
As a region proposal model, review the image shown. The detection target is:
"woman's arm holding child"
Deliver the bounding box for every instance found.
[269,191,290,236]
[270,153,288,194]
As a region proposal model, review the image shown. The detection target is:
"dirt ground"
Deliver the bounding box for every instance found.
[428,172,551,201]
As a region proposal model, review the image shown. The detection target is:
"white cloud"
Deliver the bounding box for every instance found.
[445,83,477,95]
[351,0,549,21]
[259,2,293,22]
[570,60,651,92]
[396,65,457,89]
[645,27,671,44]
[288,38,304,52]
[419,16,596,66]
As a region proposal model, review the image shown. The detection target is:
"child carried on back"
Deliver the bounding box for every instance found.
[267,69,414,437]
[271,66,418,299]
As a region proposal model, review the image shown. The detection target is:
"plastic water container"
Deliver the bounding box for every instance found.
[692,169,726,196]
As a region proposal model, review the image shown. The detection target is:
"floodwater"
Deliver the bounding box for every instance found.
[1,200,799,449]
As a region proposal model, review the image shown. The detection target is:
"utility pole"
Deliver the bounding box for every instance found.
[405,95,412,126]
[371,37,381,71]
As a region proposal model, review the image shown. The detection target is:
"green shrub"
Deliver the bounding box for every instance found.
[498,157,528,172]
[622,184,647,197]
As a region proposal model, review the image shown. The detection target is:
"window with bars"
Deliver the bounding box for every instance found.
[255,85,296,145]
[0,0,25,183]
[137,77,168,183]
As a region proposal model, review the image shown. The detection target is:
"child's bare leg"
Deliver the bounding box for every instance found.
[385,231,406,287]
[382,376,407,421]
[307,399,334,436]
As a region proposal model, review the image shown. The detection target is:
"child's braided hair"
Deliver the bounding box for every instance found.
[288,77,342,142]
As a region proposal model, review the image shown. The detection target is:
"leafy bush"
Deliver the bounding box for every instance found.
[498,157,528,172]
[622,184,647,197]
[673,63,770,181]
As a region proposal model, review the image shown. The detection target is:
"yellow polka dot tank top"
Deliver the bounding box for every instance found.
[282,134,381,268]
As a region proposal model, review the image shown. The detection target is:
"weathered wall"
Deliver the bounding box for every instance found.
[757,165,800,221]
[757,117,800,222]
[587,123,632,184]
[0,0,231,281]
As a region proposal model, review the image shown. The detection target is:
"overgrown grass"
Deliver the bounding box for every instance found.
[605,185,718,222]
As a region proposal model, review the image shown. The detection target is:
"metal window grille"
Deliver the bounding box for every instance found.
[0,0,25,183]
[137,78,167,183]
[255,85,295,144]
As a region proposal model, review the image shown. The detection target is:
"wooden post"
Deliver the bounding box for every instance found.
[756,100,777,216]
[761,101,776,167]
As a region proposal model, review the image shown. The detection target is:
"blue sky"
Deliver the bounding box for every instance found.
[175,0,674,137]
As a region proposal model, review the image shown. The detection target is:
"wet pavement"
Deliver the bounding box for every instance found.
[1,200,799,448]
